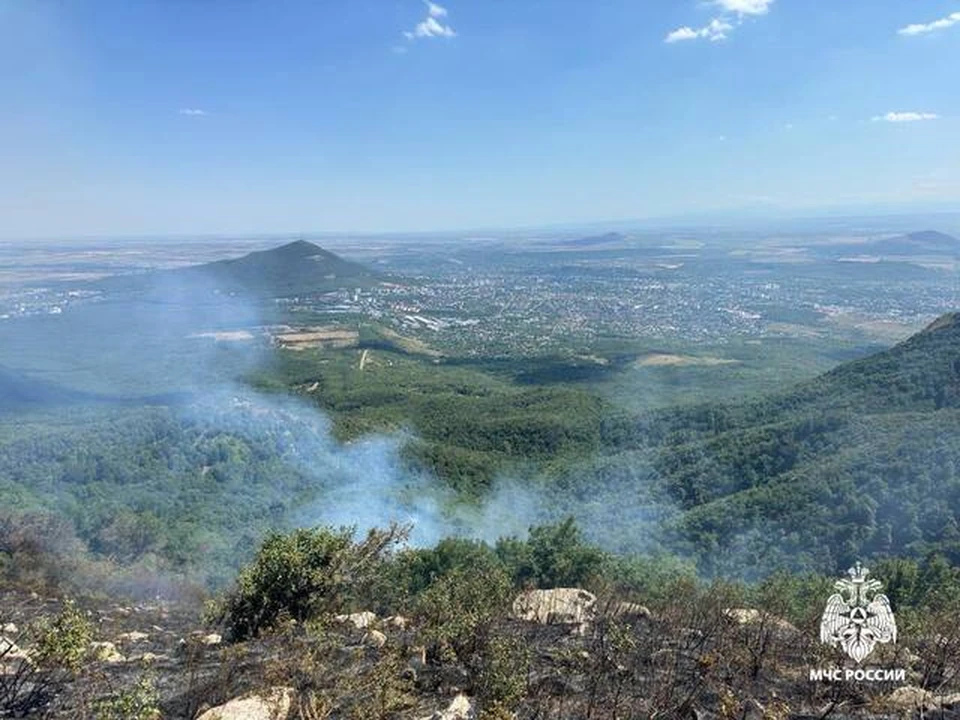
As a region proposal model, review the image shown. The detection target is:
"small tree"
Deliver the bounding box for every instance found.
[497,517,606,589]
[215,524,407,641]
[414,566,512,665]
[1,600,93,717]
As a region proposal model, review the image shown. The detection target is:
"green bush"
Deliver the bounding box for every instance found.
[214,524,407,640]
[606,553,698,605]
[1,600,94,717]
[31,599,93,673]
[388,537,502,604]
[414,566,512,664]
[476,634,530,715]
[93,675,160,720]
[497,517,607,589]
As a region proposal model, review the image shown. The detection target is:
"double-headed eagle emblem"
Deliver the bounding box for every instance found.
[819,563,897,663]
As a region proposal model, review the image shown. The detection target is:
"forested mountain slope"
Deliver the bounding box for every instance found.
[600,313,960,575]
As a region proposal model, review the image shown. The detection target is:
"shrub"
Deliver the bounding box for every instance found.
[31,599,94,673]
[497,517,606,589]
[476,635,530,716]
[214,524,407,640]
[93,675,161,720]
[0,600,94,717]
[386,537,502,606]
[414,566,512,665]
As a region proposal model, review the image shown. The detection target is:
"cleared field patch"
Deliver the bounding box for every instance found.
[361,323,444,358]
[635,353,739,368]
[272,325,359,350]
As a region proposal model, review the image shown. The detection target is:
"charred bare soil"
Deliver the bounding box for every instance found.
[3,585,959,720]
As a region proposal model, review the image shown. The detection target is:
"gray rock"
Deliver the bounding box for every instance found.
[512,588,596,625]
[195,687,294,720]
[334,611,377,629]
[419,694,476,720]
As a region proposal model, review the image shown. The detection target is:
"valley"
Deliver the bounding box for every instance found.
[3,223,960,718]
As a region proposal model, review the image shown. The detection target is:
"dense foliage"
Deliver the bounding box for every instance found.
[4,313,960,584]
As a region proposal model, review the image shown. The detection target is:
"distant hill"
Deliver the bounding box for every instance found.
[183,240,378,297]
[560,232,627,248]
[98,240,378,299]
[823,230,960,259]
[867,230,960,257]
[592,312,960,575]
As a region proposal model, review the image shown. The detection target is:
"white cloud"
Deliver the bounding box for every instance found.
[871,111,940,123]
[426,1,447,18]
[898,11,960,36]
[665,26,699,42]
[404,1,456,40]
[665,17,733,42]
[178,108,207,116]
[714,0,774,16]
[666,0,771,43]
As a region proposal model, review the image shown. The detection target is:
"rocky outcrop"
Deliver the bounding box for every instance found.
[0,636,25,658]
[363,630,387,648]
[0,636,30,675]
[384,615,409,630]
[419,693,476,720]
[884,686,933,712]
[882,686,960,713]
[512,589,596,625]
[334,611,377,630]
[196,686,294,720]
[723,608,797,634]
[89,641,125,664]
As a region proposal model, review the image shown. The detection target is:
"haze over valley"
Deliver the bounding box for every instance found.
[4,219,960,580]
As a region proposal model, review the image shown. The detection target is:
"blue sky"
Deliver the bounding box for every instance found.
[1,0,958,237]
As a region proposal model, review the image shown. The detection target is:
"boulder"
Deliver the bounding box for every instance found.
[419,694,476,720]
[0,637,30,675]
[2,623,18,635]
[116,630,150,643]
[90,641,125,664]
[723,608,797,634]
[363,630,387,648]
[512,588,596,625]
[0,636,26,658]
[885,685,933,712]
[196,687,294,720]
[384,615,409,630]
[882,687,960,713]
[334,611,377,630]
[132,652,165,663]
[200,633,223,646]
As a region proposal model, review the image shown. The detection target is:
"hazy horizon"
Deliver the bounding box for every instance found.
[2,0,959,239]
